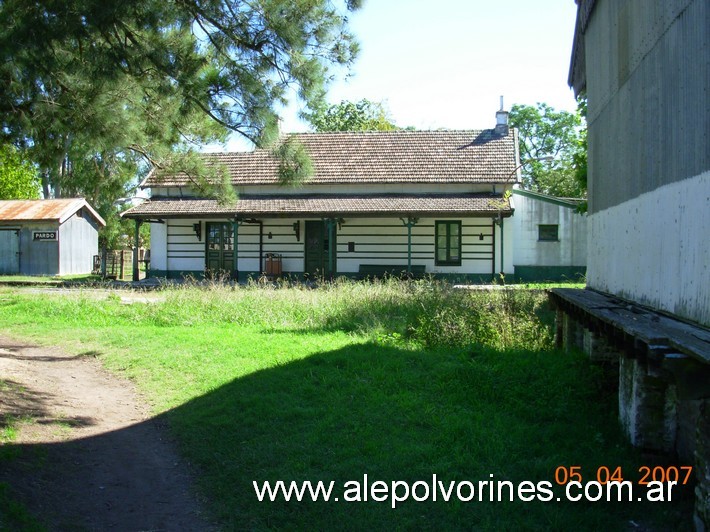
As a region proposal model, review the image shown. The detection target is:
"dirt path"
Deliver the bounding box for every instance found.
[0,335,216,531]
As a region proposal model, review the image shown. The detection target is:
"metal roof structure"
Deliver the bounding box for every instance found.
[0,199,106,226]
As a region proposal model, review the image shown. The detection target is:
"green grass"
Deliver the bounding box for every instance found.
[0,274,101,283]
[0,392,46,532]
[0,280,693,530]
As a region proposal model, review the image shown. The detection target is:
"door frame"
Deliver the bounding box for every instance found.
[304,219,336,277]
[205,221,236,277]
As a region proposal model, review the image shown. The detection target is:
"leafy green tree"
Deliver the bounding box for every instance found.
[101,205,151,250]
[308,99,398,132]
[509,102,586,198]
[0,145,41,199]
[0,0,361,202]
[572,95,588,194]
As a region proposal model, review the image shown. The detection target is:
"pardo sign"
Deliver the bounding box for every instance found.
[33,231,58,242]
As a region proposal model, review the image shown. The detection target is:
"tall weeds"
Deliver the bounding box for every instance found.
[155,278,554,351]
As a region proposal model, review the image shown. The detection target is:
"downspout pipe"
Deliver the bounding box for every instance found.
[493,213,505,283]
[500,216,504,278]
[491,218,496,279]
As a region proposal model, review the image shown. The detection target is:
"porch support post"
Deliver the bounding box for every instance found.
[132,219,143,281]
[400,216,419,274]
[493,213,504,281]
[491,219,496,279]
[500,216,504,277]
[233,218,240,282]
[328,217,335,279]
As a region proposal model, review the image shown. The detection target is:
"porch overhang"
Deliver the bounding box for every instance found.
[121,194,513,220]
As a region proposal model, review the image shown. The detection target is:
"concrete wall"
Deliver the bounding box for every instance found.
[587,171,709,326]
[511,190,587,281]
[585,0,710,326]
[583,0,709,326]
[585,0,708,211]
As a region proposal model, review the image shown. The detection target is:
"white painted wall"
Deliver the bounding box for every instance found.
[165,219,204,273]
[491,215,515,277]
[154,216,501,277]
[511,192,587,268]
[587,171,709,327]
[149,221,167,271]
[336,217,495,275]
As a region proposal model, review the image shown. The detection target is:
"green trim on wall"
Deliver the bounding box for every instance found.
[149,269,502,285]
[149,269,204,279]
[513,265,586,282]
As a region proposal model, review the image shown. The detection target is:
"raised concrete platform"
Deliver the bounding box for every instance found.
[549,288,710,530]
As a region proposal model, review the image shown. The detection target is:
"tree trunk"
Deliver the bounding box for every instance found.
[41,170,51,199]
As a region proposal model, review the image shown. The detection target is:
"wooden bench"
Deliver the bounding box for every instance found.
[358,264,426,280]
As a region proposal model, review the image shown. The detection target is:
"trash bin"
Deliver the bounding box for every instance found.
[265,253,282,277]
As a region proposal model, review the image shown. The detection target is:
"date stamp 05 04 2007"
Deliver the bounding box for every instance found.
[554,465,694,487]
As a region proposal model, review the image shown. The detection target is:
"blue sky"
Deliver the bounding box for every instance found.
[226,0,579,149]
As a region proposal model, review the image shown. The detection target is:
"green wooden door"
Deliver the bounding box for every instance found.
[304,220,336,277]
[206,222,235,276]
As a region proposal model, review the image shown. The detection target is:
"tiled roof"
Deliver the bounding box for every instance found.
[122,194,512,219]
[0,198,106,226]
[144,130,518,187]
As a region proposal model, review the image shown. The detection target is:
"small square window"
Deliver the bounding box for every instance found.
[538,224,559,242]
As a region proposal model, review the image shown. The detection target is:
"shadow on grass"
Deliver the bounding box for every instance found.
[1,343,695,531]
[166,342,695,529]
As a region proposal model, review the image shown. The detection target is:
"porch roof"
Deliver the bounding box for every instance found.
[122,194,512,219]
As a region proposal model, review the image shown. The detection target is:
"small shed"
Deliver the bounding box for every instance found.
[510,188,587,282]
[0,199,106,275]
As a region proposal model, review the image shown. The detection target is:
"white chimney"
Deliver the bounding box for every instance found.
[495,95,509,136]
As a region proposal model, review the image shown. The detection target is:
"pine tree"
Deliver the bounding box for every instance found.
[0,0,361,201]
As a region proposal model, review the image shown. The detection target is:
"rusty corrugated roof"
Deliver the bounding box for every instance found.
[0,199,106,226]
